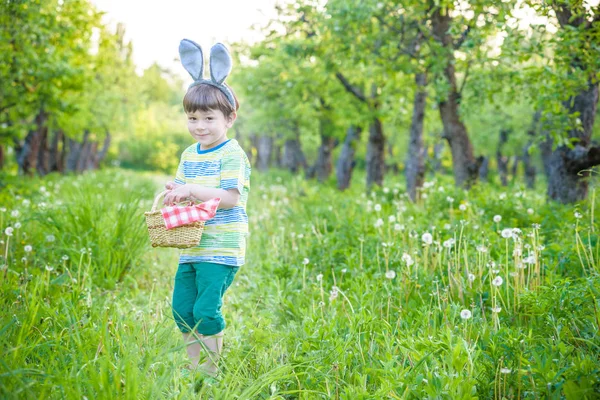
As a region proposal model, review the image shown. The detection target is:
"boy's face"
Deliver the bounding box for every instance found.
[186,108,236,150]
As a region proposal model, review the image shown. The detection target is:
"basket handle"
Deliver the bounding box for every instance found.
[151,190,170,212]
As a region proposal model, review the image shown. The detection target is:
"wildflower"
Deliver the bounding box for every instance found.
[393,188,399,195]
[62,255,69,261]
[5,227,13,236]
[383,187,389,194]
[0,207,5,212]
[492,276,503,286]
[499,193,507,200]
[476,245,488,253]
[46,235,56,243]
[524,255,536,264]
[329,286,339,301]
[23,199,31,206]
[422,232,433,245]
[459,204,467,211]
[532,223,541,229]
[11,210,19,218]
[45,265,54,272]
[388,215,396,223]
[374,218,384,228]
[446,196,454,204]
[493,215,502,223]
[501,228,513,239]
[468,273,475,282]
[444,223,451,230]
[302,258,310,265]
[443,238,455,249]
[24,245,32,253]
[316,274,323,282]
[492,307,501,313]
[385,270,396,279]
[402,253,414,266]
[381,242,388,247]
[527,208,534,215]
[394,224,404,231]
[14,222,21,229]
[374,204,382,212]
[500,368,511,374]
[21,257,27,263]
[574,211,582,219]
[341,268,347,274]
[460,309,472,319]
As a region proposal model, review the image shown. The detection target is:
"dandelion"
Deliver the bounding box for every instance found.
[5,227,13,236]
[492,276,503,286]
[341,268,347,274]
[297,233,304,239]
[374,204,382,212]
[422,232,433,245]
[459,204,467,211]
[22,199,31,206]
[394,224,404,231]
[14,222,21,229]
[10,210,19,218]
[446,196,454,204]
[24,245,32,253]
[385,270,396,279]
[62,255,69,261]
[527,208,534,215]
[302,258,310,265]
[476,245,488,253]
[460,309,472,319]
[45,265,54,272]
[443,238,455,249]
[374,218,384,228]
[329,286,339,301]
[492,306,501,313]
[524,255,536,264]
[21,257,27,263]
[444,223,451,230]
[393,188,399,195]
[574,211,582,219]
[493,215,502,223]
[316,274,323,282]
[383,187,389,194]
[402,253,414,266]
[0,207,5,212]
[501,228,513,239]
[499,193,507,200]
[500,368,511,374]
[468,273,475,282]
[388,215,396,223]
[46,235,56,242]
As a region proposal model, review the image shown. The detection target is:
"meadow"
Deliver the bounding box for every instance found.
[1,169,599,399]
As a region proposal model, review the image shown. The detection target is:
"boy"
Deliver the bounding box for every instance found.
[163,40,251,379]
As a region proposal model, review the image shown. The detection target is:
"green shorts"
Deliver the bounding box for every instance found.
[171,262,239,335]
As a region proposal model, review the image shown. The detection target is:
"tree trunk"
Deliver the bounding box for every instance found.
[94,131,111,169]
[545,81,600,203]
[336,125,362,191]
[66,137,82,172]
[256,136,273,172]
[282,137,307,173]
[496,129,510,186]
[432,141,444,173]
[312,119,338,182]
[366,117,385,189]
[431,6,479,188]
[75,131,91,173]
[510,156,519,184]
[37,126,51,176]
[405,72,427,202]
[479,156,489,182]
[523,114,539,189]
[17,111,47,175]
[0,144,4,170]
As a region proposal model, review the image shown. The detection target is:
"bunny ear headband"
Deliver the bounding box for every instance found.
[179,39,236,108]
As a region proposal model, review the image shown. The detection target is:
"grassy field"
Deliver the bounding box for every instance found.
[1,168,599,399]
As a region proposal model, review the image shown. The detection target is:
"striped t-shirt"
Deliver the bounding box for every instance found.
[174,139,251,267]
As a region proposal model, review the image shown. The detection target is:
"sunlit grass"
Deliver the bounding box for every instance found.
[1,169,599,399]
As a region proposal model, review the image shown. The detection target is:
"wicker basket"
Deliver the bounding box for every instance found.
[145,190,204,249]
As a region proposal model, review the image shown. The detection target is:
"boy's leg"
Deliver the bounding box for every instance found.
[192,262,240,375]
[172,263,200,364]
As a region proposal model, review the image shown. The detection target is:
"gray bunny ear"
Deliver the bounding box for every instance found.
[209,43,232,85]
[179,39,204,81]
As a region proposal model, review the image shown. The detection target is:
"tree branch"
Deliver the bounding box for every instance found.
[454,25,472,50]
[567,144,600,172]
[335,72,368,103]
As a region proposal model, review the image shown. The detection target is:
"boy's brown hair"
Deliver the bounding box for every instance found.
[183,84,239,117]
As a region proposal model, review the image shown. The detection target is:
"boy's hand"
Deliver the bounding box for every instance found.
[165,181,181,191]
[163,185,192,206]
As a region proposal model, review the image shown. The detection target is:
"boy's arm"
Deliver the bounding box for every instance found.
[163,184,240,209]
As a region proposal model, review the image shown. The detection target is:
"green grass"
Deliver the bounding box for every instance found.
[1,168,599,399]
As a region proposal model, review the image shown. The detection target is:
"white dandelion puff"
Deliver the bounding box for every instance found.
[316,274,323,282]
[385,270,396,279]
[422,232,433,245]
[460,309,472,319]
[5,227,13,236]
[24,245,32,253]
[492,276,503,286]
[493,215,502,223]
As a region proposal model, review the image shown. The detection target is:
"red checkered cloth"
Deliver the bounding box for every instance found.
[161,198,221,230]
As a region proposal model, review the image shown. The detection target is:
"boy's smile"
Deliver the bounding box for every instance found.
[186,109,236,150]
